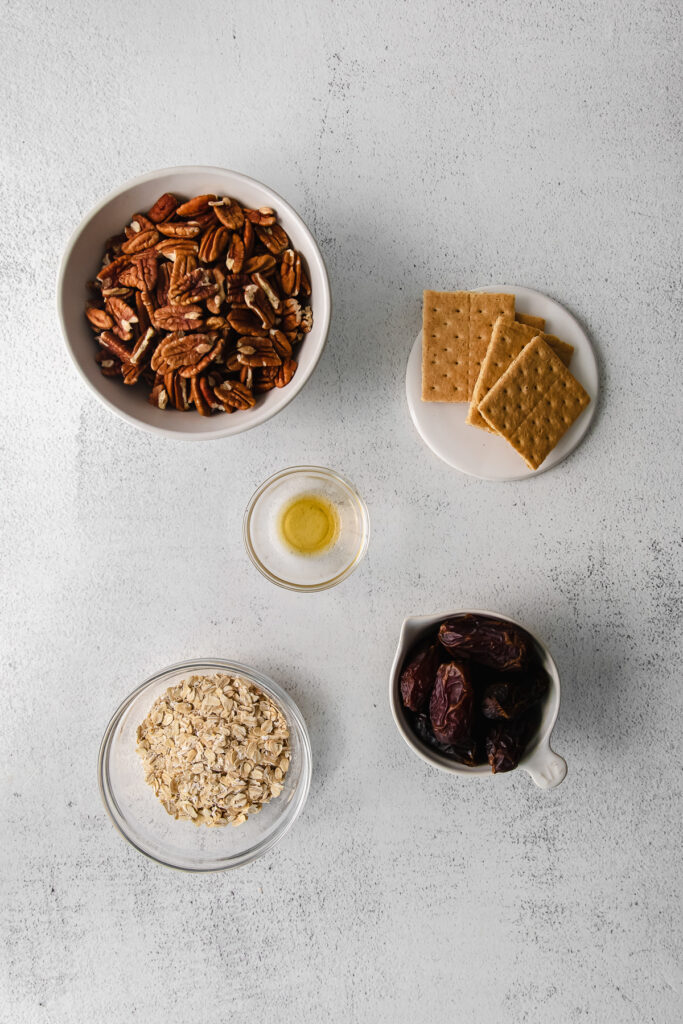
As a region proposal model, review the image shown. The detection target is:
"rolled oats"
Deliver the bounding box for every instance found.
[136,673,291,828]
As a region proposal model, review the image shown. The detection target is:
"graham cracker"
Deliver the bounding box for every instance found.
[478,336,590,470]
[516,313,545,330]
[467,316,574,430]
[422,290,515,401]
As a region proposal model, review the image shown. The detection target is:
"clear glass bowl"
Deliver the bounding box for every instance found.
[98,658,312,871]
[243,466,370,591]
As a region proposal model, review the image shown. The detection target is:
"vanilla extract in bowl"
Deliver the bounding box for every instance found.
[243,466,369,592]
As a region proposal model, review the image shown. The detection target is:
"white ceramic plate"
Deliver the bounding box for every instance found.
[57,166,331,440]
[406,285,599,480]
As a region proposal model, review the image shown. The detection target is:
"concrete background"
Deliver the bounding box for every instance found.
[1,1,681,1021]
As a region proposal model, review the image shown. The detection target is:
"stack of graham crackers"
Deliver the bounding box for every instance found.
[422,290,590,470]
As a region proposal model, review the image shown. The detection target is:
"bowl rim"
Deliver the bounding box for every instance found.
[243,465,371,592]
[98,657,312,871]
[389,609,562,779]
[57,165,332,441]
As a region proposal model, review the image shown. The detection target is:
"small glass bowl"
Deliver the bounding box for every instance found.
[243,466,370,592]
[98,658,312,872]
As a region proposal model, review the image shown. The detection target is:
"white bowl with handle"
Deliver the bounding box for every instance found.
[57,166,331,440]
[389,609,568,789]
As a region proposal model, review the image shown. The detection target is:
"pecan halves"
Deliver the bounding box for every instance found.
[275,358,297,388]
[152,304,203,331]
[151,332,216,375]
[147,193,178,223]
[212,198,245,230]
[176,194,216,217]
[198,224,230,263]
[244,284,276,328]
[213,379,256,410]
[86,192,310,414]
[236,336,281,368]
[120,229,160,255]
[280,249,301,296]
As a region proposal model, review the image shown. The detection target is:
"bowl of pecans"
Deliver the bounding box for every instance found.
[58,167,331,439]
[99,658,312,871]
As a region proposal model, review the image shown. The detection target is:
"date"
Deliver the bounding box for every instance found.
[411,712,483,767]
[400,643,440,712]
[481,667,549,720]
[438,614,530,671]
[429,661,474,745]
[485,715,536,773]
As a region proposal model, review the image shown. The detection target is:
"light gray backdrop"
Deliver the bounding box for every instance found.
[1,1,681,1021]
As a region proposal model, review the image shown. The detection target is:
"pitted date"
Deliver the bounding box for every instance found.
[481,667,549,720]
[429,661,474,744]
[400,643,440,712]
[438,614,530,671]
[485,715,535,773]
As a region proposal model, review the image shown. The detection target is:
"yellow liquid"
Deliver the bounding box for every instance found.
[279,493,339,555]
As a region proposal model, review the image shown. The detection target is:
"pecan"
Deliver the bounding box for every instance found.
[226,232,245,273]
[154,262,172,307]
[226,274,250,305]
[156,220,201,238]
[96,349,122,376]
[280,297,302,332]
[280,249,301,296]
[198,224,229,263]
[122,361,143,386]
[213,379,256,410]
[98,330,133,363]
[178,333,225,378]
[121,229,160,254]
[149,382,169,408]
[205,267,225,315]
[252,271,281,312]
[106,296,138,337]
[85,305,113,331]
[130,327,156,365]
[97,255,129,289]
[156,238,199,260]
[147,193,178,223]
[169,268,218,306]
[239,365,254,390]
[151,332,216,374]
[152,304,203,331]
[198,374,222,410]
[244,283,276,328]
[301,305,313,333]
[119,250,158,292]
[176,194,216,217]
[299,264,311,296]
[205,315,227,329]
[275,358,297,388]
[244,253,276,275]
[255,224,289,255]
[126,213,156,237]
[164,372,190,410]
[243,218,255,256]
[245,207,277,226]
[190,375,212,416]
[236,336,280,368]
[213,198,245,231]
[227,308,266,335]
[136,290,151,332]
[270,329,292,360]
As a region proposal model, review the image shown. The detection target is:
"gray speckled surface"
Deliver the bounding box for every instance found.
[1,0,682,1021]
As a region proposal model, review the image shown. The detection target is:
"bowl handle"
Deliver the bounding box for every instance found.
[522,742,567,790]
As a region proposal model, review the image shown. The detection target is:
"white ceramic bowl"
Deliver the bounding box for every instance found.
[389,609,568,789]
[57,166,331,440]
